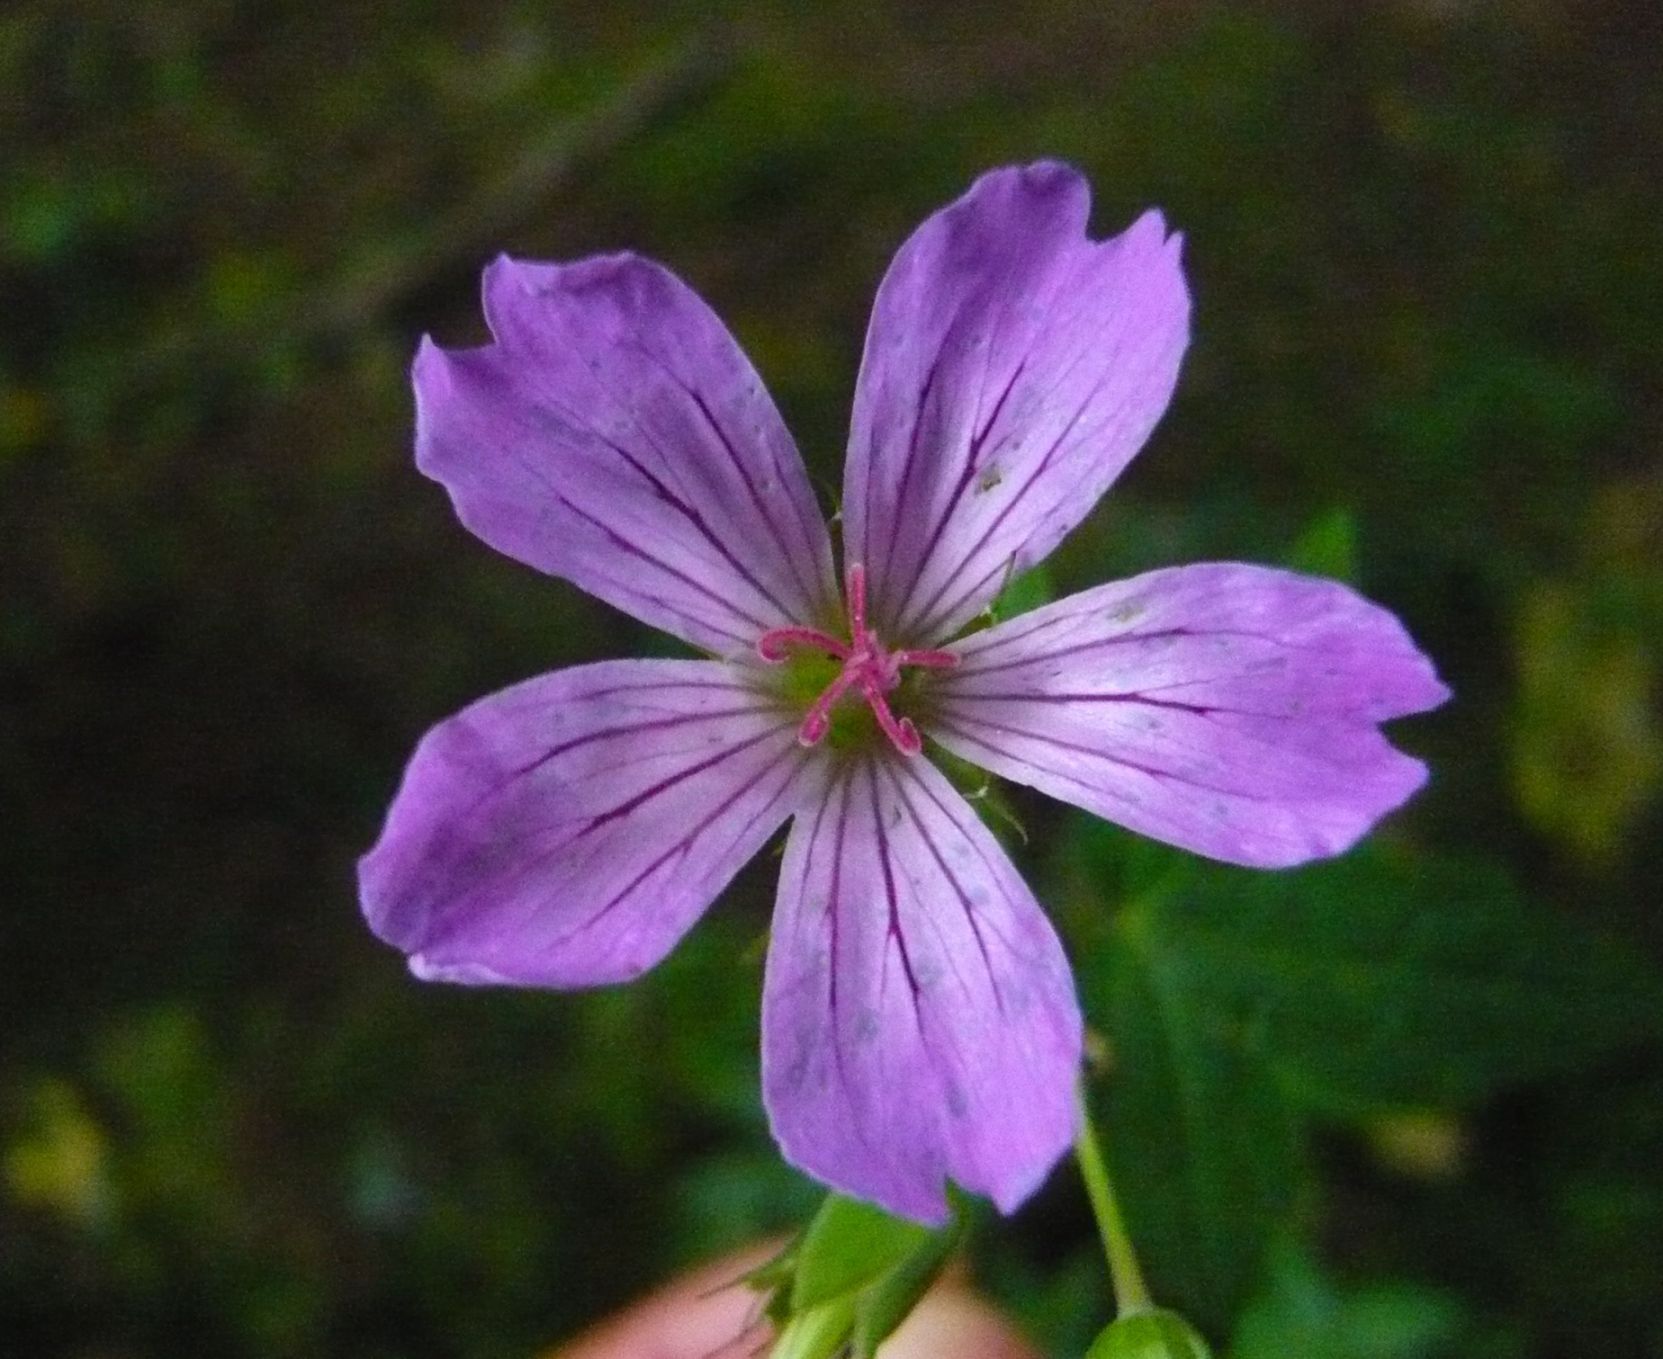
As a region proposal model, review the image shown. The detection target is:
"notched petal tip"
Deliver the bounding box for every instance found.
[409,241,837,651]
[972,159,1092,225]
[479,251,685,353]
[1416,667,1455,717]
[845,163,1193,642]
[937,564,1448,871]
[410,332,451,391]
[762,759,1081,1225]
[1014,157,1087,193]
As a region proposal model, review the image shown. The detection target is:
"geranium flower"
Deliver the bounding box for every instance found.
[359,163,1447,1224]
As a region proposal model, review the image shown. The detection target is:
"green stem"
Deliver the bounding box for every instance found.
[1075,1079,1153,1316]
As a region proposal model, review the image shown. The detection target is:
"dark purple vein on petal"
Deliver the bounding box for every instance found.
[880,192,1066,628]
[948,620,1353,686]
[902,758,1032,964]
[687,382,822,611]
[649,353,823,616]
[943,629,1201,687]
[898,377,1101,640]
[870,354,942,622]
[545,742,805,956]
[827,768,860,1112]
[440,705,787,838]
[703,748,813,878]
[582,319,816,615]
[867,761,926,1031]
[886,358,1025,636]
[507,364,798,624]
[902,312,1180,642]
[596,430,797,620]
[576,725,784,838]
[513,705,785,775]
[918,330,1184,641]
[554,491,774,637]
[569,675,764,702]
[938,691,1219,716]
[880,761,1006,1016]
[948,600,1090,662]
[457,367,761,648]
[934,712,1313,807]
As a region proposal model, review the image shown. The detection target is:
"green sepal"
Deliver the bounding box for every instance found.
[756,1190,966,1358]
[850,1192,967,1356]
[771,1293,859,1359]
[738,1239,802,1329]
[790,1193,931,1311]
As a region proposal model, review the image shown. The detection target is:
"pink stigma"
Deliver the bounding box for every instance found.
[757,563,958,756]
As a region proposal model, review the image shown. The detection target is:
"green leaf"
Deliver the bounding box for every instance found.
[852,1199,964,1357]
[1078,836,1663,1332]
[1144,850,1663,1115]
[1096,908,1305,1330]
[790,1193,931,1312]
[1230,1241,1465,1359]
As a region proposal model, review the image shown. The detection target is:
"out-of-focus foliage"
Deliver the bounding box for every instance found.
[1071,832,1661,1331]
[3,2,1661,1358]
[1511,478,1663,864]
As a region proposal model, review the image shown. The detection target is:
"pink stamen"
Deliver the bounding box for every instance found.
[893,647,959,670]
[862,679,923,755]
[797,666,861,747]
[756,625,850,662]
[758,562,958,757]
[846,562,872,637]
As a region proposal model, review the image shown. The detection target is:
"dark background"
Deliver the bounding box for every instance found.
[3,3,1661,1356]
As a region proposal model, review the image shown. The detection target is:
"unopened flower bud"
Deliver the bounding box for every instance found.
[1085,1308,1213,1359]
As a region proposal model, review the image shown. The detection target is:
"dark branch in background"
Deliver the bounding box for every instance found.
[131,36,735,387]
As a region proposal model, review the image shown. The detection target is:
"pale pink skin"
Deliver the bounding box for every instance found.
[359,162,1448,1224]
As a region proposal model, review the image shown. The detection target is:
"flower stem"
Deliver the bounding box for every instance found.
[1075,1079,1153,1316]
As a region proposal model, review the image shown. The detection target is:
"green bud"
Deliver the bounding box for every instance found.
[751,1191,968,1359]
[1085,1308,1213,1359]
[771,1295,858,1359]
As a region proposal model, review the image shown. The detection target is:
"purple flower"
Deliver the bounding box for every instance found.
[359,163,1448,1224]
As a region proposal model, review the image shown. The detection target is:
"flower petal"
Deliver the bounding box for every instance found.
[931,564,1450,868]
[360,659,811,986]
[762,755,1082,1224]
[415,254,838,654]
[843,162,1189,645]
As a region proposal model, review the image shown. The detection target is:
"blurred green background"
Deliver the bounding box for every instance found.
[3,3,1661,1356]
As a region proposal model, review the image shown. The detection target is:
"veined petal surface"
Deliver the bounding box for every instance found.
[932,564,1450,868]
[415,254,837,655]
[762,755,1081,1224]
[843,162,1189,645]
[360,660,810,986]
